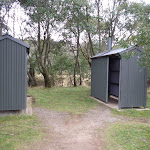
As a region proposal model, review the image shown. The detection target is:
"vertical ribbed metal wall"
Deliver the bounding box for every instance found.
[119,52,147,108]
[91,57,109,102]
[0,38,27,110]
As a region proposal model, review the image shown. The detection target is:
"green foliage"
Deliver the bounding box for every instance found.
[104,123,150,150]
[52,54,74,75]
[28,86,99,114]
[0,0,15,35]
[0,115,43,150]
[19,0,60,22]
[27,40,38,71]
[63,0,90,36]
[121,50,138,60]
[79,54,91,77]
[16,0,150,85]
[119,2,150,68]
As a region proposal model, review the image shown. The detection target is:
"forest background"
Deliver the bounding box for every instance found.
[0,0,150,88]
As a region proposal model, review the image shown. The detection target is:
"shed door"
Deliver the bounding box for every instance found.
[91,57,109,103]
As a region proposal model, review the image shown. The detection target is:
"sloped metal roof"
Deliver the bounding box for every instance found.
[0,34,30,49]
[91,46,139,59]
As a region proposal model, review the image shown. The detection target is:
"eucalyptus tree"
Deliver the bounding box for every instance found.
[120,2,150,47]
[27,39,37,87]
[78,0,130,67]
[119,2,150,79]
[62,0,90,86]
[96,0,129,49]
[19,0,63,87]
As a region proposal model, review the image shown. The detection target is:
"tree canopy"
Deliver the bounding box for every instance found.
[1,0,150,87]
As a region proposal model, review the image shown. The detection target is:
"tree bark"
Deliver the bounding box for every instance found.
[43,72,51,88]
[79,44,91,67]
[37,19,51,88]
[73,10,80,87]
[78,61,82,85]
[73,66,77,87]
[86,7,95,56]
[87,32,95,56]
[28,63,37,87]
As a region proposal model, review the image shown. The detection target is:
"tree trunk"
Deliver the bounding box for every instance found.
[73,11,80,87]
[73,66,77,87]
[78,61,82,85]
[86,7,95,56]
[37,18,51,88]
[28,64,37,87]
[43,72,51,88]
[79,44,91,67]
[87,32,95,56]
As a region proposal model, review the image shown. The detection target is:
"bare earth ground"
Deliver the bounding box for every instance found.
[30,104,119,150]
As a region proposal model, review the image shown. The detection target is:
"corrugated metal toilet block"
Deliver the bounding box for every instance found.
[0,34,29,111]
[91,46,147,109]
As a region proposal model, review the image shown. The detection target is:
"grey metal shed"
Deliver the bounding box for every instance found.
[91,46,147,109]
[0,34,29,111]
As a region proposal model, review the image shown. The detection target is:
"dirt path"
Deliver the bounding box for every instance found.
[32,105,119,150]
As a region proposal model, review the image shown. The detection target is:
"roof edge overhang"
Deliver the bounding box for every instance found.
[0,34,30,49]
[91,45,141,59]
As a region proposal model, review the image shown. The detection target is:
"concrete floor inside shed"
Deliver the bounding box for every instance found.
[91,96,119,109]
[91,96,150,111]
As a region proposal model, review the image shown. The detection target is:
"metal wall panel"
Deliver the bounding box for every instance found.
[109,72,119,84]
[0,38,27,110]
[91,57,109,102]
[110,84,119,97]
[120,52,147,108]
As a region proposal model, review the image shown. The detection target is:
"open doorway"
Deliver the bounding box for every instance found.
[108,55,120,106]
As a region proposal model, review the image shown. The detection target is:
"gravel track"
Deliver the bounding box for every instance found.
[31,104,119,150]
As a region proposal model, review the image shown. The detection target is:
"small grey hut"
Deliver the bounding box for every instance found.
[0,34,29,111]
[91,46,147,109]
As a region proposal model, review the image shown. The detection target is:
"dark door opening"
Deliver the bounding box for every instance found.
[108,55,120,103]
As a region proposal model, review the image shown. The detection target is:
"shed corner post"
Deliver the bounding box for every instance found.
[118,55,122,110]
[106,56,109,103]
[144,67,147,109]
[91,58,93,97]
[25,51,28,109]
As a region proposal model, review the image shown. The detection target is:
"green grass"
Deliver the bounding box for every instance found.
[147,88,150,107]
[28,86,99,114]
[111,88,150,119]
[104,123,150,150]
[111,108,150,118]
[0,115,43,150]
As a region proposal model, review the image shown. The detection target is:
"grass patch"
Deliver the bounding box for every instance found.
[0,115,43,150]
[147,88,150,108]
[28,86,99,114]
[104,123,150,150]
[111,108,150,118]
[111,88,150,119]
